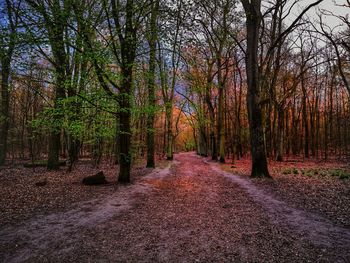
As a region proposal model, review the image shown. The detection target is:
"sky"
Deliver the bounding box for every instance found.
[297,0,349,30]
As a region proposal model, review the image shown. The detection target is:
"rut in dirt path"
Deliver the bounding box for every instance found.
[0,166,172,262]
[210,162,350,249]
[0,152,349,263]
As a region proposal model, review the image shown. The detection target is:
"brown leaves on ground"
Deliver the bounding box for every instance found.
[0,153,349,262]
[0,160,154,227]
[221,157,350,227]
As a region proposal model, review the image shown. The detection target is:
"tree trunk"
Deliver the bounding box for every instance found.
[47,131,61,169]
[207,93,217,160]
[241,0,270,177]
[47,70,65,170]
[301,77,309,158]
[67,136,81,171]
[115,116,120,164]
[146,0,159,168]
[165,102,173,160]
[198,127,207,156]
[217,67,225,163]
[0,0,17,166]
[0,61,10,166]
[118,71,132,183]
[276,108,284,162]
[116,0,137,183]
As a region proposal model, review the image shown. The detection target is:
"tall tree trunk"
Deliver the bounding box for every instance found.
[146,0,159,168]
[285,107,290,156]
[165,102,173,160]
[198,127,207,156]
[206,81,217,160]
[47,66,65,170]
[118,69,132,183]
[291,95,299,155]
[47,127,61,169]
[162,113,166,156]
[113,0,137,183]
[0,60,11,166]
[301,77,309,159]
[276,108,284,162]
[0,0,16,166]
[235,65,243,159]
[197,96,208,156]
[217,71,225,163]
[210,131,217,160]
[115,116,120,164]
[241,0,270,177]
[217,55,228,164]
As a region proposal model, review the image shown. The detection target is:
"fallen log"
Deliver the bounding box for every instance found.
[24,160,66,168]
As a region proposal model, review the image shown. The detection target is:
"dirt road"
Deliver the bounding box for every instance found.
[1,152,349,262]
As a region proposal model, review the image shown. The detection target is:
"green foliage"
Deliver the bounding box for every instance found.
[31,106,63,133]
[31,85,118,149]
[66,120,84,138]
[282,168,292,175]
[282,168,299,175]
[296,168,350,179]
[184,139,196,152]
[329,169,350,179]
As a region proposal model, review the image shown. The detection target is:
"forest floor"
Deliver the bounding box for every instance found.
[0,152,349,262]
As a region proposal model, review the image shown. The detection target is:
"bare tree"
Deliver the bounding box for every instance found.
[0,0,20,165]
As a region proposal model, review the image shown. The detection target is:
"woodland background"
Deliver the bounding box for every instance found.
[0,0,349,181]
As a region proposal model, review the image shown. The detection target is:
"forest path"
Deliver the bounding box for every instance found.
[0,152,349,262]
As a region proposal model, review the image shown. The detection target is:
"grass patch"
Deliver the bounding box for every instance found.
[282,168,292,175]
[298,168,350,179]
[282,168,298,175]
[329,169,350,179]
